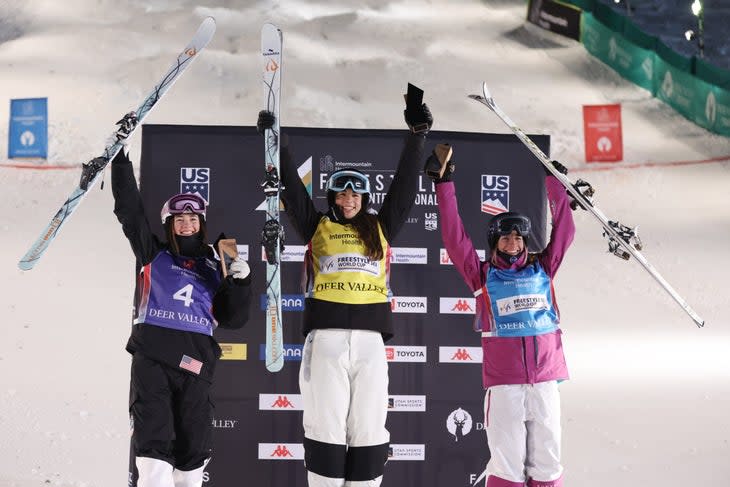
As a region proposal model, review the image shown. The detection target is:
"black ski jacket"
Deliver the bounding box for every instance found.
[111,151,252,382]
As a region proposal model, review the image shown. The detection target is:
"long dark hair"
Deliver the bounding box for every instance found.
[349,211,383,261]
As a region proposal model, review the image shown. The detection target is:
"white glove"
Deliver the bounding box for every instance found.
[229,258,250,280]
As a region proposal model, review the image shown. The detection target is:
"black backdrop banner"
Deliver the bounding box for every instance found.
[131,125,549,487]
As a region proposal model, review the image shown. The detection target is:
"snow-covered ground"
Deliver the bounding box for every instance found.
[1,1,729,486]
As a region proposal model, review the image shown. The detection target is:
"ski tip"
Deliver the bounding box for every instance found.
[266,360,284,373]
[482,81,491,99]
[17,260,34,271]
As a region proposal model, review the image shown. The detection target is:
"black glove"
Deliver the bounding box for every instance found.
[424,154,455,183]
[257,110,276,134]
[404,103,433,135]
[547,159,568,175]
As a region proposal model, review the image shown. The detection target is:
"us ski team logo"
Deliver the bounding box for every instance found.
[180,167,210,202]
[481,174,510,215]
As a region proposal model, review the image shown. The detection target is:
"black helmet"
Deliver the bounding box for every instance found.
[487,211,531,248]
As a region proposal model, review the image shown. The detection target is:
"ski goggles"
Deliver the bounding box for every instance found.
[161,192,208,224]
[326,170,371,194]
[493,214,531,236]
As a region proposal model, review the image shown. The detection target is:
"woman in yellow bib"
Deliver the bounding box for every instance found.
[257,95,433,487]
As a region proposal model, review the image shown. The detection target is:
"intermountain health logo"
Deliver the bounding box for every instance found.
[384,346,427,362]
[390,247,428,264]
[259,393,303,410]
[438,346,483,364]
[260,244,306,262]
[440,248,486,265]
[258,443,304,460]
[439,297,476,314]
[446,408,473,442]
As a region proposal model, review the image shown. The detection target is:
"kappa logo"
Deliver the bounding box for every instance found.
[271,396,295,408]
[452,299,474,312]
[451,348,473,361]
[270,445,293,458]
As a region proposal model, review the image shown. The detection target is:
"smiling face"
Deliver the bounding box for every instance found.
[172,213,201,237]
[334,189,362,219]
[496,231,525,255]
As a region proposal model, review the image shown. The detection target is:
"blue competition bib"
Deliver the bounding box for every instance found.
[136,251,222,335]
[485,262,559,337]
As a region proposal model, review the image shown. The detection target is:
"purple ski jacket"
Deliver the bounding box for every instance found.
[436,175,575,389]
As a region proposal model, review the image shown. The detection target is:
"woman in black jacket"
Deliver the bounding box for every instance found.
[111,149,252,487]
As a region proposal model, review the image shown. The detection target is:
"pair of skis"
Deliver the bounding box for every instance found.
[469,82,704,328]
[16,18,287,371]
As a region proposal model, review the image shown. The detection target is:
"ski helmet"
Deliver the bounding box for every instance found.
[325,169,371,209]
[160,192,208,224]
[487,211,531,248]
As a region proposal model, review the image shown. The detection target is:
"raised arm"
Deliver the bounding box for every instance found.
[538,173,576,277]
[111,150,163,265]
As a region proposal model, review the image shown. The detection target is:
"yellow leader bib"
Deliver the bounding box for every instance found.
[308,217,391,304]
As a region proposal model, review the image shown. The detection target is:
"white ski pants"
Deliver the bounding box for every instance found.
[484,382,563,486]
[300,329,390,487]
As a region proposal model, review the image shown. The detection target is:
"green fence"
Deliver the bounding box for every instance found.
[559,1,730,136]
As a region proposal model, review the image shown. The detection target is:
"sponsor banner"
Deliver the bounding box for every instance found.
[439,297,476,314]
[388,444,426,461]
[423,211,438,232]
[8,97,48,158]
[259,394,303,411]
[385,345,427,363]
[234,244,250,261]
[259,344,303,362]
[390,296,428,314]
[390,247,428,264]
[211,418,240,429]
[260,244,306,262]
[439,346,483,364]
[388,395,427,412]
[440,248,485,265]
[258,443,304,460]
[219,343,247,361]
[527,0,581,41]
[259,294,305,312]
[583,104,623,162]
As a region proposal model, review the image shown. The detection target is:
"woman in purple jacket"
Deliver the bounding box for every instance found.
[430,154,575,487]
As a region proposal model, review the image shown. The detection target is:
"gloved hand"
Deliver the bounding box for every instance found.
[547,159,568,175]
[257,110,276,135]
[404,103,433,134]
[229,258,250,280]
[424,153,455,183]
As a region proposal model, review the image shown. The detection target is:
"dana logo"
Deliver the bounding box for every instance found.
[390,296,427,314]
[446,408,473,442]
[384,346,427,362]
[258,443,304,460]
[439,346,483,363]
[180,167,210,202]
[259,294,305,312]
[259,393,303,410]
[481,175,509,215]
[259,344,303,361]
[439,297,476,314]
[390,247,428,264]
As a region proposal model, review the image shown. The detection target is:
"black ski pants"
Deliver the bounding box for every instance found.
[129,353,213,470]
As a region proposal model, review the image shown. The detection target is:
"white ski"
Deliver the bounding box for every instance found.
[18,17,217,271]
[261,23,285,372]
[469,81,705,328]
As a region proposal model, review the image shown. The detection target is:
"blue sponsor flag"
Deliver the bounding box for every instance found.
[9,98,48,158]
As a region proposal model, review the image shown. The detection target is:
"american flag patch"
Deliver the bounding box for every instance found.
[179,355,203,375]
